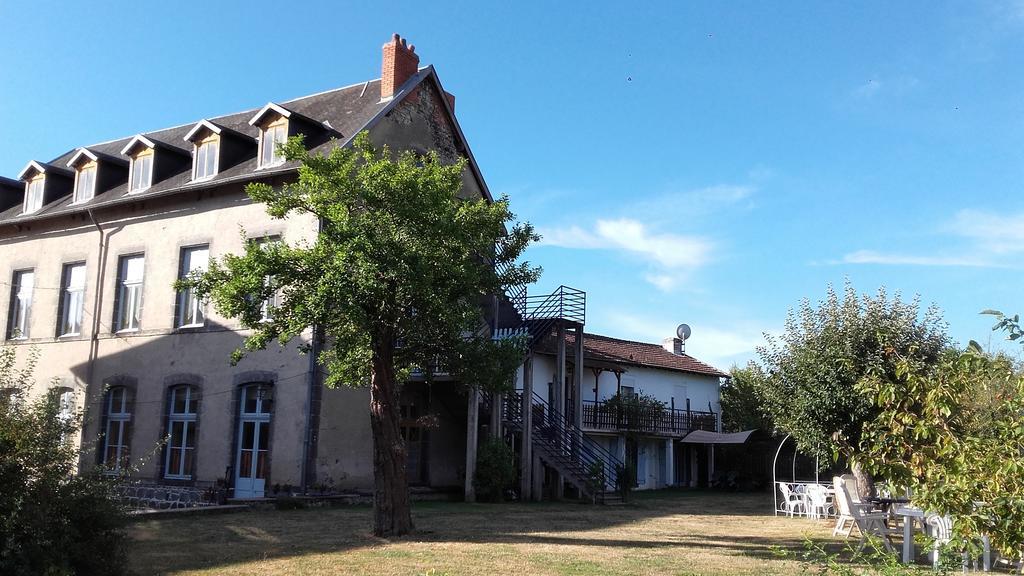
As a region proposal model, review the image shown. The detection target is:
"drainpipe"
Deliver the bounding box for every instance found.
[84,209,107,469]
[299,217,324,494]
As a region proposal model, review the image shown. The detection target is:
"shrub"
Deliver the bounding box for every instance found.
[473,436,515,502]
[0,347,129,575]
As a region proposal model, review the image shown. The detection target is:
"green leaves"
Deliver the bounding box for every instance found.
[754,282,949,463]
[182,131,539,393]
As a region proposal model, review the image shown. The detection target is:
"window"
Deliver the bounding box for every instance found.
[254,237,280,322]
[58,263,86,337]
[102,386,131,473]
[73,164,97,203]
[7,270,34,339]
[259,123,287,168]
[0,388,17,412]
[621,386,636,398]
[129,150,153,193]
[24,177,44,213]
[193,138,219,180]
[114,255,144,332]
[176,246,209,328]
[164,385,198,479]
[56,388,75,424]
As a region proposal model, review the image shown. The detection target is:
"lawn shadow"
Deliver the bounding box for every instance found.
[129,490,840,574]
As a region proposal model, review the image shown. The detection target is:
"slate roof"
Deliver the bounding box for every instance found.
[0,69,437,224]
[535,331,728,378]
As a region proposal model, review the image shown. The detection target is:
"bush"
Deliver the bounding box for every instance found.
[473,436,516,502]
[0,347,129,575]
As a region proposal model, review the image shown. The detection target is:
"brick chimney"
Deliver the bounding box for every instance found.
[381,33,420,101]
[662,337,683,355]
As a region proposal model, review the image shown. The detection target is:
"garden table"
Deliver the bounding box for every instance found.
[894,505,991,571]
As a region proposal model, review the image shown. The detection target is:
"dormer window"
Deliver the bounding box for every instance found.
[129,150,153,193]
[73,163,97,204]
[193,137,219,180]
[24,177,44,214]
[259,121,287,168]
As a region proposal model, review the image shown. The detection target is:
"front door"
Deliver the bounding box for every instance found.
[235,384,272,498]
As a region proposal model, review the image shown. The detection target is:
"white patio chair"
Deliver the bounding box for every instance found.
[832,476,856,537]
[835,481,896,553]
[805,484,832,520]
[926,514,992,571]
[778,483,806,517]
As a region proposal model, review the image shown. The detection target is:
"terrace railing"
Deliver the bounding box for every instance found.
[581,400,717,435]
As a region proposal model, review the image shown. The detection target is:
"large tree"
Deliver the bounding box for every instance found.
[720,363,774,433]
[753,283,948,496]
[183,133,538,536]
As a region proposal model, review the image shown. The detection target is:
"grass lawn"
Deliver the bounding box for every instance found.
[129,490,839,575]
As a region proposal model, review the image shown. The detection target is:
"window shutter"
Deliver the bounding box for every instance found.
[54,265,69,338]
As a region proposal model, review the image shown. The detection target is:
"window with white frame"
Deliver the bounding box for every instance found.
[193,138,219,180]
[73,164,97,203]
[176,246,209,328]
[259,122,287,168]
[24,177,44,213]
[7,269,34,339]
[56,388,75,424]
[254,237,280,322]
[59,263,86,337]
[129,150,153,193]
[164,385,198,479]
[114,255,144,332]
[102,386,131,473]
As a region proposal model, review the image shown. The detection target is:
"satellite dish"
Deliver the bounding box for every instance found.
[676,323,692,341]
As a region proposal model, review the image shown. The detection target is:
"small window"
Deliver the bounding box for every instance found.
[164,385,198,479]
[194,138,219,180]
[129,150,153,193]
[59,263,86,337]
[253,237,280,322]
[24,177,44,213]
[103,386,131,473]
[176,246,209,328]
[259,123,287,168]
[114,255,144,332]
[56,388,75,424]
[74,164,97,203]
[621,386,636,398]
[7,270,34,339]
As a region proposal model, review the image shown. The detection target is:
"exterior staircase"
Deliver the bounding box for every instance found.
[490,283,624,503]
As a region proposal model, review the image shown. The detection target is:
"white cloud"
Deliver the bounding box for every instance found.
[840,250,995,268]
[838,209,1024,269]
[539,218,713,291]
[949,209,1024,253]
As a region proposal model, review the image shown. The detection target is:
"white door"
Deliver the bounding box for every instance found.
[235,385,272,498]
[637,442,648,488]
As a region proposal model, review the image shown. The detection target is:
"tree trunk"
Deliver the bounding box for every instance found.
[851,460,876,500]
[369,338,412,537]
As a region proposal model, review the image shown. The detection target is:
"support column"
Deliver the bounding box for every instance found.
[520,354,533,501]
[464,387,479,502]
[689,446,698,488]
[490,391,502,438]
[708,445,715,486]
[573,326,584,431]
[665,439,675,487]
[554,323,566,500]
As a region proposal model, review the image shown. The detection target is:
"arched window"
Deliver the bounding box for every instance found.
[102,386,131,473]
[164,385,198,479]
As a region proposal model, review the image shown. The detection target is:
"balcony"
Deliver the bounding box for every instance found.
[581,399,717,436]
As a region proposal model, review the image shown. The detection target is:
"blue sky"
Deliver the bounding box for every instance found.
[1,1,1022,369]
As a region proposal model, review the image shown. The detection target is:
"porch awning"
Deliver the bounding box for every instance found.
[678,429,756,444]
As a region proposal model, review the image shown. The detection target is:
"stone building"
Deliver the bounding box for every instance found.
[0,34,732,503]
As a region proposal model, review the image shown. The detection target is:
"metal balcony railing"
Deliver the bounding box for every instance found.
[581,400,718,435]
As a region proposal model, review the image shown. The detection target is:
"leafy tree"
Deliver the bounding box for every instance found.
[720,363,774,433]
[0,346,129,575]
[181,132,539,536]
[753,283,948,496]
[857,341,1024,562]
[473,437,516,503]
